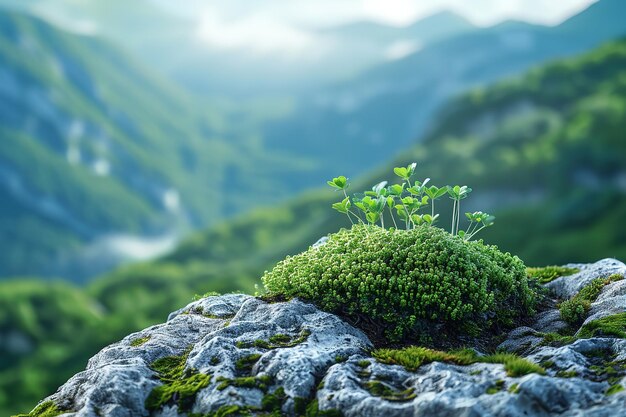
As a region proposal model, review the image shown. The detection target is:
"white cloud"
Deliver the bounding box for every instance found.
[166,0,598,54]
[197,7,314,54]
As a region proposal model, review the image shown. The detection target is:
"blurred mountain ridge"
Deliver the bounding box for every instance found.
[0,8,308,281]
[260,0,626,192]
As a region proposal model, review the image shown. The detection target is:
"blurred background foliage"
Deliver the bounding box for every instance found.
[1,0,626,414]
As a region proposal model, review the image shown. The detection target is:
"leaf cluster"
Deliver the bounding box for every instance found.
[328,163,494,240]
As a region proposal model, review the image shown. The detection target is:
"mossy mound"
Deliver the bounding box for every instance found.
[263,225,537,343]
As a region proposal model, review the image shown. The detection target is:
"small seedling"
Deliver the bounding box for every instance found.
[328,163,494,240]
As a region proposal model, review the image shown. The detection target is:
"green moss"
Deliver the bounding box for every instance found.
[303,399,343,417]
[607,384,624,395]
[12,401,66,417]
[261,387,286,411]
[236,354,262,372]
[268,334,291,344]
[482,353,546,377]
[150,350,189,381]
[578,313,626,339]
[540,333,576,347]
[192,291,221,301]
[146,373,211,410]
[363,381,416,402]
[508,383,520,394]
[373,346,545,377]
[372,347,476,371]
[237,329,311,350]
[145,348,211,412]
[216,375,273,392]
[263,225,536,342]
[556,370,578,378]
[486,379,505,394]
[527,266,579,284]
[357,360,371,368]
[335,355,347,363]
[560,274,623,326]
[204,405,251,417]
[130,335,151,347]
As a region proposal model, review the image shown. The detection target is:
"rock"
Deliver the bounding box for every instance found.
[25,262,626,417]
[546,258,626,299]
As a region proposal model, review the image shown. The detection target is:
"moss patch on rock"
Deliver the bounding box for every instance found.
[527,266,580,284]
[12,401,66,417]
[578,313,626,339]
[560,274,623,326]
[130,335,151,347]
[373,346,545,377]
[236,329,311,350]
[145,348,211,412]
[263,225,536,343]
[363,380,416,402]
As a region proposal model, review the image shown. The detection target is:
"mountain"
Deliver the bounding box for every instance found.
[4,36,626,416]
[0,9,305,281]
[0,1,477,97]
[327,11,473,43]
[260,0,626,191]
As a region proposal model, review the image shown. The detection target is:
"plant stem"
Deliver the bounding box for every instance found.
[451,200,457,234]
[347,209,366,226]
[388,206,398,229]
[456,198,461,236]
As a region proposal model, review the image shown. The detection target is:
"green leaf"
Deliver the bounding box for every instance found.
[372,181,388,196]
[406,162,417,177]
[434,188,448,199]
[394,167,408,179]
[332,202,347,214]
[389,184,405,195]
[327,176,348,190]
[386,196,394,208]
[366,212,380,224]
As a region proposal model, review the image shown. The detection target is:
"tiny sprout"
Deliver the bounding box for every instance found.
[462,211,495,240]
[327,176,348,190]
[393,162,417,181]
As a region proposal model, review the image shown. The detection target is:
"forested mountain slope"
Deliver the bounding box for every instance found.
[0,9,302,280]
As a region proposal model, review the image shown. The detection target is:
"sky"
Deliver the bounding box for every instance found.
[159,0,597,27]
[152,0,598,54]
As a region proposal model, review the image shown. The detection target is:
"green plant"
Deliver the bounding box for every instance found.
[560,274,623,326]
[12,401,66,417]
[329,163,494,240]
[372,346,545,377]
[130,335,151,347]
[526,266,580,284]
[145,348,211,412]
[578,313,626,339]
[263,225,535,342]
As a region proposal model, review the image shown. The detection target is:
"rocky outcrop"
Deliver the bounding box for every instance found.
[23,259,626,417]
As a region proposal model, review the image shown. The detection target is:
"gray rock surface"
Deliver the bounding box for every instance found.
[546,258,626,299]
[27,260,626,417]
